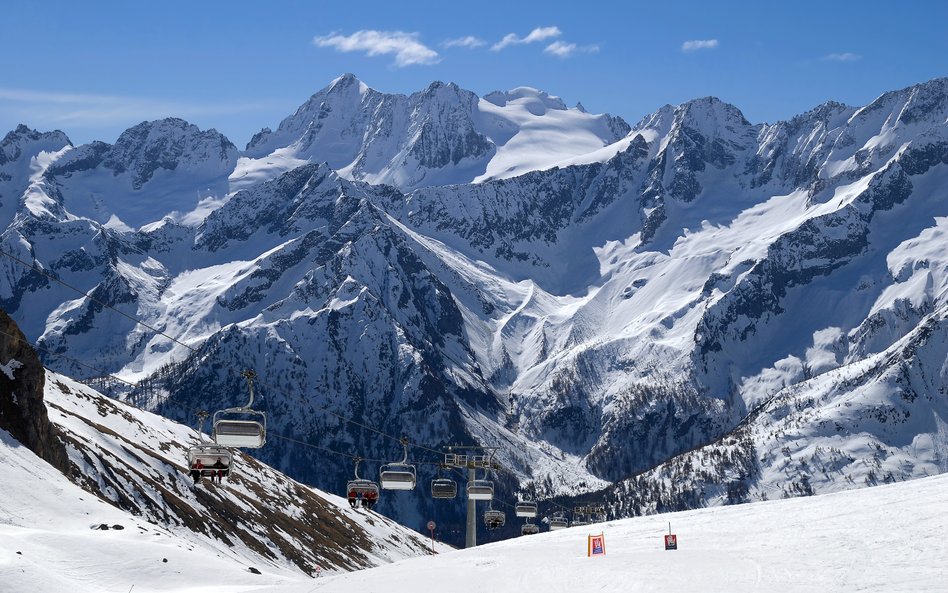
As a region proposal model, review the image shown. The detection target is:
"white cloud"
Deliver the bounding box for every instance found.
[491,26,561,51]
[681,39,719,52]
[0,87,281,127]
[443,36,486,49]
[544,41,599,58]
[314,30,439,67]
[822,52,861,62]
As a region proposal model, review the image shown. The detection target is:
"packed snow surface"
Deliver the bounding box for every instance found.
[3,439,944,593]
[305,474,948,593]
[0,370,447,593]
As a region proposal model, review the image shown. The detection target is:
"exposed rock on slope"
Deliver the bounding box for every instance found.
[0,313,440,574]
[0,309,69,471]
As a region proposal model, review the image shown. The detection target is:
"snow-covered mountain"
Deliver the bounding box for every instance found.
[0,310,441,587]
[43,117,237,228]
[237,73,630,191]
[2,76,948,544]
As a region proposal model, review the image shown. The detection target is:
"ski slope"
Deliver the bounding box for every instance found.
[0,427,310,593]
[0,369,447,593]
[305,473,948,593]
[2,415,945,592]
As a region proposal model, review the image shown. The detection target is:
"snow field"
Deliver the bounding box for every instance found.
[304,473,948,593]
[0,429,299,593]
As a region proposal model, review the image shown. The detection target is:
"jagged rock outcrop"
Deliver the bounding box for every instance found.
[0,309,69,472]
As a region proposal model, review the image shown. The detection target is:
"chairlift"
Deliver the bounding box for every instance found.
[549,513,569,531]
[521,523,539,535]
[186,411,234,482]
[588,505,607,523]
[466,471,494,501]
[572,505,590,527]
[346,457,380,509]
[380,437,416,490]
[187,444,234,479]
[213,370,266,448]
[431,471,457,499]
[484,508,506,530]
[515,500,537,518]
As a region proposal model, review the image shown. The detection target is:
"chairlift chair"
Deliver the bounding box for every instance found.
[213,370,266,448]
[589,505,607,523]
[571,505,590,526]
[549,514,569,531]
[515,500,537,518]
[484,508,506,530]
[380,437,416,491]
[346,457,380,509]
[431,477,458,499]
[521,523,539,535]
[186,412,234,480]
[466,478,494,501]
[186,444,234,479]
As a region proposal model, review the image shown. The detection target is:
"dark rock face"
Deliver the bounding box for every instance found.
[0,309,69,473]
[102,118,237,189]
[0,125,71,166]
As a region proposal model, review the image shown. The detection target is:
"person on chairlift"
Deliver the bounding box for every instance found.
[212,458,227,483]
[364,489,378,509]
[190,459,204,484]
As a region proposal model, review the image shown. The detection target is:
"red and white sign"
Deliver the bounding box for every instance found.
[664,534,678,550]
[587,533,606,557]
[427,520,436,531]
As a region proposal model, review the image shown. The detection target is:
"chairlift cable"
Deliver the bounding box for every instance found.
[12,322,584,528]
[1,249,612,508]
[15,322,587,515]
[0,247,453,461]
[0,328,431,473]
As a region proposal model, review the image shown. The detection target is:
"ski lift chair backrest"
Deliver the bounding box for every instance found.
[212,406,266,448]
[467,479,494,500]
[431,478,458,499]
[380,465,416,490]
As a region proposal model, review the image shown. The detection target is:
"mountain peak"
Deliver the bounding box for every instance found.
[102,117,237,189]
[424,80,458,90]
[482,87,568,116]
[0,125,72,166]
[677,96,752,127]
[853,76,948,126]
[418,80,470,102]
[328,72,370,94]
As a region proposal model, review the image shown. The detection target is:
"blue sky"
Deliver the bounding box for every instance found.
[2,0,946,146]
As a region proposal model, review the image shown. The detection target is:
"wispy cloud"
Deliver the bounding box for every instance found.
[313,30,439,67]
[0,87,281,127]
[821,52,861,62]
[442,36,486,49]
[681,39,719,52]
[544,41,599,58]
[491,26,561,51]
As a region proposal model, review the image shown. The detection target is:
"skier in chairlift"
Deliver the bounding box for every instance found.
[190,459,204,484]
[363,489,377,509]
[212,458,227,483]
